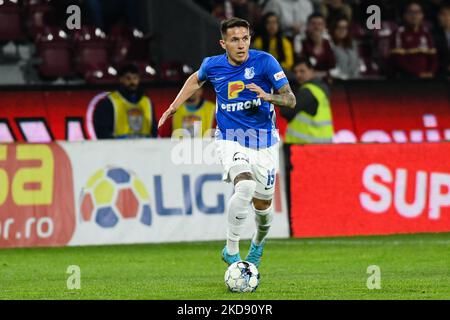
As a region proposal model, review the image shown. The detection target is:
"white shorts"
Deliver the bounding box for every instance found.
[215,140,279,200]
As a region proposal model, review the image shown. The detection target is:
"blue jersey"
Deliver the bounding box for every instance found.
[198,49,289,149]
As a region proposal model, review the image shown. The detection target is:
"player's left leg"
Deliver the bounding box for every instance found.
[245,197,273,268]
[245,144,278,267]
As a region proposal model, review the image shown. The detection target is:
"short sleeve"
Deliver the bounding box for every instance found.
[265,54,289,91]
[198,57,211,82]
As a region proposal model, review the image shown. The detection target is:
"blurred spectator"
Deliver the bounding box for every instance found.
[329,16,361,79]
[231,0,254,22]
[281,58,334,144]
[211,0,234,21]
[262,0,314,37]
[423,0,446,29]
[294,13,336,79]
[208,0,255,22]
[319,0,352,27]
[389,1,438,79]
[171,88,216,138]
[93,64,157,139]
[253,12,295,70]
[84,0,141,31]
[434,3,450,78]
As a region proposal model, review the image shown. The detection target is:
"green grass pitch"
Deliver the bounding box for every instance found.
[0,233,449,300]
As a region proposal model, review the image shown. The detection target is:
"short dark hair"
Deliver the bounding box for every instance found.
[439,3,450,13]
[221,17,250,37]
[307,12,325,23]
[405,1,423,12]
[293,57,314,70]
[118,63,140,77]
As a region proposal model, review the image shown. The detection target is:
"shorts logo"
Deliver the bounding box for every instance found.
[244,67,255,80]
[274,71,286,81]
[228,81,245,99]
[233,152,249,163]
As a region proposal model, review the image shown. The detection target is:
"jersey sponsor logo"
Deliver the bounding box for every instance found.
[274,71,286,81]
[228,81,245,99]
[220,98,262,112]
[244,67,255,80]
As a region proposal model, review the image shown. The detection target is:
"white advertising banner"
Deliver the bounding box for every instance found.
[66,139,290,246]
[0,140,289,248]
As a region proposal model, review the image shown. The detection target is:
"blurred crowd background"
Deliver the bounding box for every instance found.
[0,0,449,85]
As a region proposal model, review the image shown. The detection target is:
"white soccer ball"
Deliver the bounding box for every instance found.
[224,261,260,293]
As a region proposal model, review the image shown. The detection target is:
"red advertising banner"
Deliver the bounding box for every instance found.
[0,143,76,247]
[0,81,448,143]
[332,82,450,144]
[290,143,450,238]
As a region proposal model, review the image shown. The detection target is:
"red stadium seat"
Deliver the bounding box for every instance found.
[350,23,366,40]
[0,0,25,42]
[357,41,380,76]
[109,25,153,65]
[371,20,398,75]
[84,66,118,84]
[373,21,398,60]
[36,27,74,78]
[25,0,55,39]
[135,61,158,83]
[159,61,192,82]
[73,26,111,75]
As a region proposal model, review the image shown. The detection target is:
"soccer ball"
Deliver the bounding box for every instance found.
[224,261,260,293]
[79,167,152,228]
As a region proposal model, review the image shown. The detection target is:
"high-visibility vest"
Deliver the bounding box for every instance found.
[172,100,216,138]
[108,91,153,138]
[285,82,334,144]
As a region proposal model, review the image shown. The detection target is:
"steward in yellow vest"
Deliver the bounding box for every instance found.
[281,58,334,144]
[93,64,157,139]
[171,88,216,138]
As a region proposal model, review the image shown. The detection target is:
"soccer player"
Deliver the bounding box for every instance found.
[158,18,296,267]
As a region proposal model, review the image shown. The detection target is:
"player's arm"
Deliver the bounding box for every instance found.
[158,71,205,128]
[246,83,296,109]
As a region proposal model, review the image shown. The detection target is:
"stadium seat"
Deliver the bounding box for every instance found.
[373,21,398,60]
[25,0,56,39]
[159,62,192,82]
[372,21,398,74]
[135,61,158,83]
[0,0,25,42]
[357,40,380,76]
[73,26,110,75]
[109,25,153,65]
[350,22,366,40]
[84,66,118,85]
[36,27,74,78]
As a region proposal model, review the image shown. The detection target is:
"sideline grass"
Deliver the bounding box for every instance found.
[0,233,449,300]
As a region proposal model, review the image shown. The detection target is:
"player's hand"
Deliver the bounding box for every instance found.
[158,106,177,129]
[246,83,270,101]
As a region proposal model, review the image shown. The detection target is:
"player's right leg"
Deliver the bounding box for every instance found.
[222,171,256,265]
[216,140,256,265]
